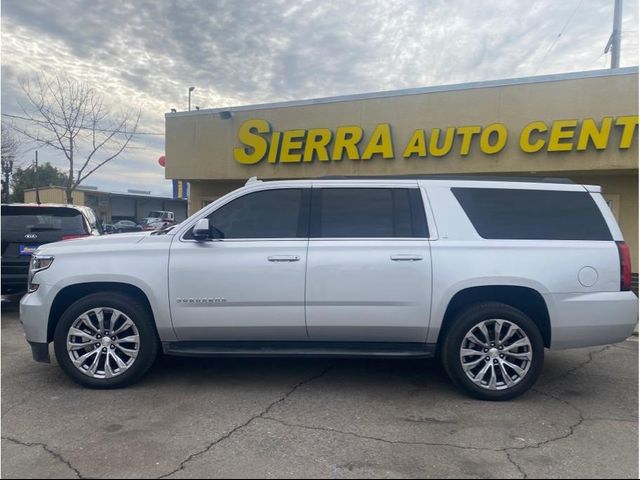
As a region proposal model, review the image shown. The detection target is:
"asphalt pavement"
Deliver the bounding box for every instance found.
[1,303,638,478]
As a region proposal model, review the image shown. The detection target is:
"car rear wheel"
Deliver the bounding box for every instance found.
[54,292,158,389]
[441,302,544,401]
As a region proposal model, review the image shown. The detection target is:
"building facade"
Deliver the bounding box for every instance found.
[165,68,638,274]
[23,186,188,224]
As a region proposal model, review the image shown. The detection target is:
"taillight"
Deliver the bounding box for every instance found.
[616,241,632,291]
[61,234,89,240]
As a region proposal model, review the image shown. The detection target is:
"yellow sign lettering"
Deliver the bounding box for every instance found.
[457,126,482,156]
[429,127,455,157]
[576,117,612,151]
[233,119,270,165]
[480,123,507,155]
[332,126,363,161]
[303,128,333,162]
[548,119,578,152]
[233,116,635,165]
[615,115,639,149]
[280,129,306,163]
[267,131,281,164]
[402,129,427,158]
[520,121,548,153]
[362,124,394,160]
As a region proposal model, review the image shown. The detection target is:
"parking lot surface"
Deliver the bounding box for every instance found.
[2,304,638,479]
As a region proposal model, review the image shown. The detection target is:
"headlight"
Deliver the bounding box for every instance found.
[28,255,54,293]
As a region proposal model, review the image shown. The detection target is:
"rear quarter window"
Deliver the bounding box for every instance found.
[451,188,612,241]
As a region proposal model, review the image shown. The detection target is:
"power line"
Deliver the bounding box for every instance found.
[589,51,608,67]
[534,0,585,74]
[1,112,165,136]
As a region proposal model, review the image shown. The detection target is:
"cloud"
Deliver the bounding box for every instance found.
[1,0,637,195]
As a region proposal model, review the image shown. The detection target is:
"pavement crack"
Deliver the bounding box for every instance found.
[505,450,528,479]
[611,344,638,352]
[260,383,599,480]
[261,416,490,452]
[544,345,612,383]
[527,387,585,447]
[583,416,638,423]
[156,365,333,479]
[2,436,83,478]
[264,399,585,456]
[262,417,529,477]
[499,386,587,475]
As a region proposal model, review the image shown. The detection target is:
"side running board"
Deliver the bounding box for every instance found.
[163,341,436,359]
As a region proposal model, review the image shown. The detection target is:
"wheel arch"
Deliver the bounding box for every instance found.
[47,282,157,343]
[436,285,551,349]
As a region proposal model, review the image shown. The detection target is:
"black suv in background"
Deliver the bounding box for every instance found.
[1,204,102,295]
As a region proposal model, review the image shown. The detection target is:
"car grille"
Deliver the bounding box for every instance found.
[1,259,29,276]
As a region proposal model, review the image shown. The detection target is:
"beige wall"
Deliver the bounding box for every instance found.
[24,187,85,205]
[188,180,244,215]
[166,71,638,181]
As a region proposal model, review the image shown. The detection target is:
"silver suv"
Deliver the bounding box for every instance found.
[20,176,638,400]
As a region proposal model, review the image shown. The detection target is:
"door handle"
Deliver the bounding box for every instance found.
[391,254,424,262]
[268,255,301,262]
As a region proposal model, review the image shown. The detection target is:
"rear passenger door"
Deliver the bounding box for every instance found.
[305,184,432,342]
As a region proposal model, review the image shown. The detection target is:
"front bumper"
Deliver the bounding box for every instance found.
[19,282,57,349]
[547,291,639,349]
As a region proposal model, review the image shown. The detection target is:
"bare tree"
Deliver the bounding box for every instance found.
[14,74,140,204]
[1,122,19,203]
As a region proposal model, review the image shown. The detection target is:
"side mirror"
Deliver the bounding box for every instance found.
[192,218,211,241]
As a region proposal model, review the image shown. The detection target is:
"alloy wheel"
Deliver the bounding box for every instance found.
[66,308,140,379]
[459,319,533,391]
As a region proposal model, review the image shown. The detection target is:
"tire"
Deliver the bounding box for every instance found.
[54,292,159,389]
[441,302,544,401]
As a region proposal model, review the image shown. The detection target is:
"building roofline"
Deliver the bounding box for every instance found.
[23,186,186,202]
[165,67,638,118]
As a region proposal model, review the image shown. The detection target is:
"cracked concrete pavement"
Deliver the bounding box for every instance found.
[2,306,638,478]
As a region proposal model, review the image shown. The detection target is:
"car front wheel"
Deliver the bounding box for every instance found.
[441,302,544,401]
[54,292,158,389]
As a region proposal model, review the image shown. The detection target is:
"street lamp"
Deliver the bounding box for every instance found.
[188,86,195,111]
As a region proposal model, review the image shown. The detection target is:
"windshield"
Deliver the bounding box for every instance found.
[1,206,88,235]
[147,211,163,218]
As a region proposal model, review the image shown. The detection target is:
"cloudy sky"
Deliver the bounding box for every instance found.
[2,0,638,196]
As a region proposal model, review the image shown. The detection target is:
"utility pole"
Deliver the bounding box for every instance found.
[605,0,623,68]
[35,150,41,205]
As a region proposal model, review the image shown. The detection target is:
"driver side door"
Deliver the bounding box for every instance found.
[168,186,311,341]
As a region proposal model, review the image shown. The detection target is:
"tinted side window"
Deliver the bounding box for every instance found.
[452,188,612,241]
[313,188,428,238]
[189,189,307,239]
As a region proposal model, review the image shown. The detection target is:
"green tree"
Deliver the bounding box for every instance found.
[11,162,67,203]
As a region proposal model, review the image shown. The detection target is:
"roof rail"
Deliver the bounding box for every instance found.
[315,174,576,184]
[245,176,262,185]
